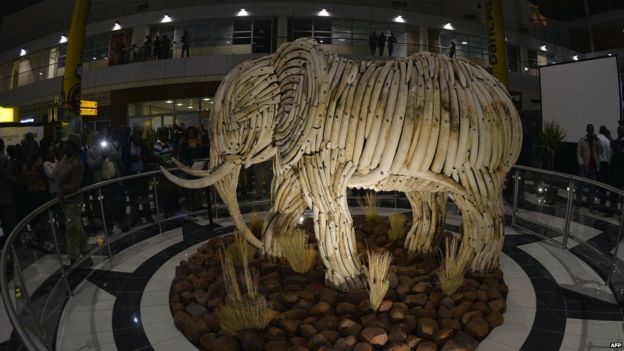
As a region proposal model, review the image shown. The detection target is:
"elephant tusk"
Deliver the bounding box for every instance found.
[171,158,211,177]
[160,161,236,189]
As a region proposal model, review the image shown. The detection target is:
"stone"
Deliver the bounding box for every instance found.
[487,287,502,300]
[412,282,432,294]
[438,306,453,319]
[284,308,309,320]
[358,299,371,312]
[311,301,334,316]
[462,291,477,302]
[464,316,489,339]
[281,292,300,306]
[315,315,339,331]
[390,306,407,321]
[303,316,317,325]
[441,331,478,351]
[293,299,313,311]
[199,333,217,350]
[440,319,461,330]
[476,290,488,303]
[429,289,442,303]
[452,301,472,319]
[283,273,308,287]
[290,336,307,347]
[388,324,408,343]
[193,291,210,306]
[279,319,301,336]
[385,344,410,351]
[170,302,184,313]
[173,280,193,294]
[439,296,455,309]
[260,279,282,295]
[336,302,358,316]
[265,340,291,351]
[388,272,399,288]
[173,310,191,328]
[289,345,309,351]
[486,312,504,328]
[415,341,438,351]
[483,276,499,288]
[320,330,340,343]
[343,288,369,305]
[306,283,326,296]
[180,291,194,304]
[471,302,491,315]
[406,335,421,348]
[335,335,357,349]
[308,333,332,350]
[404,315,418,333]
[354,342,374,351]
[320,288,338,304]
[201,313,220,331]
[299,324,317,338]
[185,303,207,318]
[211,335,240,351]
[488,299,507,314]
[461,311,483,325]
[361,327,389,346]
[266,327,287,341]
[379,300,393,312]
[405,294,428,306]
[298,291,316,302]
[435,328,454,344]
[338,319,362,337]
[240,330,265,351]
[396,283,412,296]
[417,318,438,339]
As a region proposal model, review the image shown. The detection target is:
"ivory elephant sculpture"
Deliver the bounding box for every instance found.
[162,38,522,291]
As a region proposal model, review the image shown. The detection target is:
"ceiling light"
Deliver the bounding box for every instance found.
[92,56,97,60]
[19,48,26,56]
[59,35,68,44]
[237,8,249,16]
[394,15,405,23]
[540,44,547,51]
[523,66,529,71]
[572,55,579,61]
[608,53,613,56]
[176,103,183,106]
[112,22,122,31]
[166,100,173,104]
[202,98,210,101]
[461,41,468,45]
[443,22,454,30]
[187,105,193,109]
[161,14,172,23]
[318,9,329,17]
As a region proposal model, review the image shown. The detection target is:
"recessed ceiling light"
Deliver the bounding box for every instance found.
[443,22,454,30]
[572,55,579,61]
[318,9,329,17]
[461,41,468,45]
[166,100,173,104]
[394,15,405,23]
[237,8,249,16]
[92,56,96,60]
[608,53,613,56]
[540,44,547,51]
[176,103,183,107]
[59,35,68,44]
[19,48,26,56]
[202,98,211,101]
[161,14,172,23]
[523,67,529,71]
[112,22,121,31]
[187,105,194,109]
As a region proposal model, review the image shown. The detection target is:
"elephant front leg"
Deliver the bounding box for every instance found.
[299,153,364,291]
[404,191,448,256]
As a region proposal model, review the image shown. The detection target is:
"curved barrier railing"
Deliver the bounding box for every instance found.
[1,164,624,349]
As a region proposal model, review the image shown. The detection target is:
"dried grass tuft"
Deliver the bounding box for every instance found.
[358,192,381,224]
[365,250,393,311]
[224,232,256,267]
[247,213,264,237]
[437,236,471,296]
[215,248,277,335]
[387,213,408,241]
[277,229,317,273]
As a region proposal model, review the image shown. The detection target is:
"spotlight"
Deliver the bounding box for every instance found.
[19,48,26,56]
[92,56,97,61]
[461,41,468,45]
[318,9,329,17]
[540,44,547,51]
[298,216,305,224]
[237,8,249,16]
[394,15,405,23]
[112,21,122,31]
[161,14,172,23]
[443,22,454,30]
[538,187,543,193]
[176,103,183,106]
[523,66,529,71]
[100,140,108,148]
[165,100,173,104]
[202,98,211,101]
[187,105,193,109]
[59,35,68,44]
[572,55,579,61]
[608,53,613,56]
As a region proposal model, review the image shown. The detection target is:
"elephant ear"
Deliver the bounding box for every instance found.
[272,38,330,170]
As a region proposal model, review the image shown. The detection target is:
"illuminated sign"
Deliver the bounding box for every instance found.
[80,107,97,116]
[0,106,15,123]
[20,118,34,124]
[80,100,97,109]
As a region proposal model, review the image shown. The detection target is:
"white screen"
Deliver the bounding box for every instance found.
[539,56,621,142]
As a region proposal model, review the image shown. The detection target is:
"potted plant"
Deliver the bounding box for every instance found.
[536,120,567,204]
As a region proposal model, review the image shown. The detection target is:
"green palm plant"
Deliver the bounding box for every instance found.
[537,120,567,170]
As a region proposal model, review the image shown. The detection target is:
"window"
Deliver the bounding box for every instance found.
[193,20,233,46]
[528,49,538,69]
[292,19,332,44]
[233,20,252,45]
[84,33,110,61]
[507,45,519,72]
[127,98,214,130]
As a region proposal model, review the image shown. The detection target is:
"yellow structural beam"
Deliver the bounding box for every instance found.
[486,0,509,87]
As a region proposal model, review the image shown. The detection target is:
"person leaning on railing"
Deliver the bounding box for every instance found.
[54,134,87,264]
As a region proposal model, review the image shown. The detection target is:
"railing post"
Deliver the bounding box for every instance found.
[97,188,113,259]
[511,167,520,227]
[606,200,624,286]
[47,210,73,296]
[152,175,163,234]
[562,178,575,249]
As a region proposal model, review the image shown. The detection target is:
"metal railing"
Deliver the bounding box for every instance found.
[2,164,624,349]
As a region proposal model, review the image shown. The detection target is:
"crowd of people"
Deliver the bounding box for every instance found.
[109,30,191,65]
[369,32,398,56]
[576,121,624,215]
[0,123,213,264]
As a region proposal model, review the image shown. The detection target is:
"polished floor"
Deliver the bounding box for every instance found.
[1,206,623,350]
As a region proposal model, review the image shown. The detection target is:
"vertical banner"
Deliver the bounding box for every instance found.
[62,0,91,133]
[485,0,508,87]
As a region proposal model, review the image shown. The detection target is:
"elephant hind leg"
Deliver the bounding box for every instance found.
[404,191,448,256]
[299,152,364,291]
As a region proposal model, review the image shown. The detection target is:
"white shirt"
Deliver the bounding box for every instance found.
[597,134,612,163]
[43,160,59,194]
